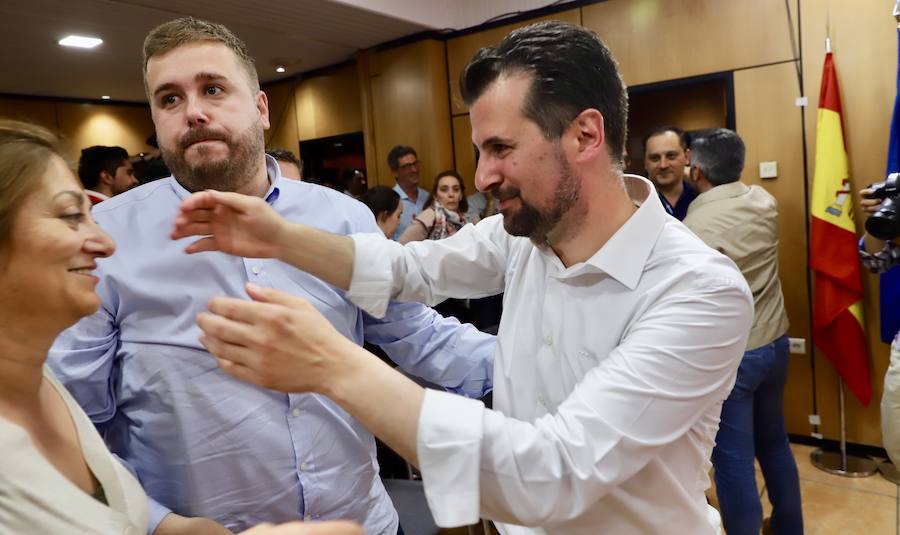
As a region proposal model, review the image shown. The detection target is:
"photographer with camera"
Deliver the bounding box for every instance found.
[859,174,900,466]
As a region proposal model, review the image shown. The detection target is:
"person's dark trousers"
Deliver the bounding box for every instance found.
[397,524,404,535]
[712,335,803,535]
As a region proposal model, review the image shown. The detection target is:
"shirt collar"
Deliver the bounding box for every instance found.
[553,174,668,290]
[84,189,109,201]
[393,183,411,201]
[687,181,748,214]
[168,155,282,205]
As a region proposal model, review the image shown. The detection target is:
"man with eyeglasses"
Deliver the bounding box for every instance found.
[387,145,428,239]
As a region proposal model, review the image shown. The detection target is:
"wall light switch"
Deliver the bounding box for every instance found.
[759,161,778,179]
[789,337,806,354]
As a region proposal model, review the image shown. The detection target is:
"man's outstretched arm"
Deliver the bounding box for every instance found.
[171,190,356,290]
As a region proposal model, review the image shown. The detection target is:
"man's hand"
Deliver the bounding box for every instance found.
[172,190,287,258]
[154,513,233,535]
[155,514,362,535]
[240,521,363,535]
[860,187,882,214]
[197,283,362,393]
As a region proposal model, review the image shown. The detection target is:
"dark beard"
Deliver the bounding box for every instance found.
[161,120,265,193]
[497,149,580,247]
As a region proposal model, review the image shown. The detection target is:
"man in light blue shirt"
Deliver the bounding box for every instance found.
[48,18,493,535]
[387,145,428,239]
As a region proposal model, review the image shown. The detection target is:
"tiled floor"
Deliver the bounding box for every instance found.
[707,443,899,534]
[443,443,899,535]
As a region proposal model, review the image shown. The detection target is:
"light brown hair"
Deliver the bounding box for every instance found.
[142,17,260,95]
[0,120,64,248]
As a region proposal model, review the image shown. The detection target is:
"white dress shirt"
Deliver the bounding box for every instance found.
[349,175,752,534]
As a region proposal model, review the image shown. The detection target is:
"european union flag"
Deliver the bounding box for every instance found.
[881,27,900,343]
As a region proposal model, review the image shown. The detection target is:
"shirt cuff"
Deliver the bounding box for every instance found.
[148,498,173,535]
[347,233,398,318]
[417,389,485,527]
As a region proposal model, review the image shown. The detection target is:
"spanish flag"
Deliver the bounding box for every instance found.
[810,51,871,405]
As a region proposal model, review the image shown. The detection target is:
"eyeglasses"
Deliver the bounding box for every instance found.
[398,160,420,171]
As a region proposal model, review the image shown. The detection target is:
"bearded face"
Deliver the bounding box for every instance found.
[160,120,265,193]
[494,146,581,247]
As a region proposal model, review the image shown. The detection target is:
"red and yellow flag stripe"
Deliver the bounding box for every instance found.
[810,52,871,405]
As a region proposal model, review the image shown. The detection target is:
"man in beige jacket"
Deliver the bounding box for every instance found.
[683,128,803,535]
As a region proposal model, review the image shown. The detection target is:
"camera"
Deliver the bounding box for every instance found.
[864,172,900,241]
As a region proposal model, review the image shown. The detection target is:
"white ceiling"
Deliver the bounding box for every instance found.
[0,0,573,103]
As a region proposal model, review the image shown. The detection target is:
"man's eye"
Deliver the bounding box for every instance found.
[206,86,222,95]
[162,95,179,106]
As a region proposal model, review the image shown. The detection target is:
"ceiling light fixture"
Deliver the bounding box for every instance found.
[101,95,111,100]
[59,35,103,49]
[276,66,286,73]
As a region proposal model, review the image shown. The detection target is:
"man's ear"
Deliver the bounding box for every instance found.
[570,109,605,163]
[684,147,691,164]
[256,90,271,130]
[99,170,114,186]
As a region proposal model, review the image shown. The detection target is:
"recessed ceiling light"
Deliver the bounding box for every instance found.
[275,66,286,73]
[101,95,111,100]
[59,35,103,49]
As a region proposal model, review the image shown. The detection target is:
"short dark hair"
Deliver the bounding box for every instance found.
[266,148,302,167]
[360,185,400,220]
[643,126,689,152]
[689,128,745,186]
[387,145,417,170]
[143,17,259,95]
[78,145,129,189]
[459,21,628,166]
[425,170,469,214]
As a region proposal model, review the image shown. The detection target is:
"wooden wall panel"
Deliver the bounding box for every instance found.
[734,62,813,436]
[53,102,153,163]
[296,64,363,142]
[452,114,475,194]
[582,0,798,86]
[0,97,58,131]
[446,8,581,115]
[0,97,154,164]
[264,80,300,155]
[800,0,896,446]
[364,39,453,189]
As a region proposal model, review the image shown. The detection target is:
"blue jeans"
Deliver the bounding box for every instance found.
[712,335,803,535]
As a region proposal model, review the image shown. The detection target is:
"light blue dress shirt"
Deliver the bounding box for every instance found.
[391,183,429,240]
[49,156,494,534]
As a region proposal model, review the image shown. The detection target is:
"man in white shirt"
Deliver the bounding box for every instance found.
[173,21,753,534]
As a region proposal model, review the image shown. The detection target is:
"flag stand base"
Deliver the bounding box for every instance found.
[878,460,900,484]
[811,449,877,477]
[809,380,876,478]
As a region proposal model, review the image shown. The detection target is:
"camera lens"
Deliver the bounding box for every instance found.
[866,196,900,241]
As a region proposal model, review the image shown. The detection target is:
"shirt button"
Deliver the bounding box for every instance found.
[578,350,589,358]
[537,394,546,407]
[291,407,301,417]
[544,335,553,346]
[299,463,309,472]
[251,266,261,275]
[304,515,312,521]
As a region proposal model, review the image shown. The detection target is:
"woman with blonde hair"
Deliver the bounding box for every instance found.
[0,119,360,535]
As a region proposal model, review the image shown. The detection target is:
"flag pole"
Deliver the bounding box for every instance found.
[809,32,877,477]
[811,379,878,476]
[877,0,900,487]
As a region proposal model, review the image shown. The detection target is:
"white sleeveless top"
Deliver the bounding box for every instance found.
[0,367,148,534]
